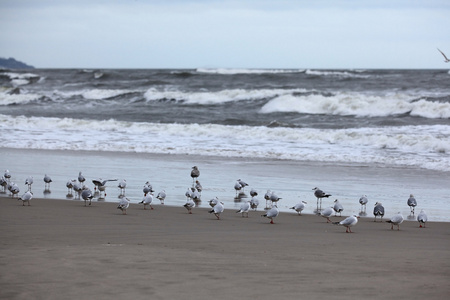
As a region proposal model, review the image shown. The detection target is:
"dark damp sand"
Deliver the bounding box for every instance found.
[1,196,449,300]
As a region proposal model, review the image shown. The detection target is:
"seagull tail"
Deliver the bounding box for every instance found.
[385,220,393,223]
[332,222,340,225]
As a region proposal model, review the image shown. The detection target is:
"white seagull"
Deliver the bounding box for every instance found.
[264,190,272,208]
[208,197,219,208]
[25,176,33,192]
[92,178,117,198]
[18,191,33,206]
[261,205,279,224]
[269,191,281,207]
[209,201,224,220]
[184,199,195,214]
[118,179,127,197]
[66,179,76,195]
[78,171,86,185]
[333,214,359,233]
[437,48,450,63]
[139,194,154,210]
[359,195,368,212]
[143,182,154,195]
[117,197,130,215]
[407,194,417,214]
[43,174,52,190]
[333,199,344,216]
[417,210,428,228]
[386,212,404,230]
[156,190,166,205]
[250,196,260,210]
[236,200,251,218]
[290,201,307,215]
[81,188,94,206]
[320,207,334,223]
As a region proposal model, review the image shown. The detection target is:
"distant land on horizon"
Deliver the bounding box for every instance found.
[0,57,35,69]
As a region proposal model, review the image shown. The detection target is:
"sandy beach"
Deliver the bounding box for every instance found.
[1,195,449,300]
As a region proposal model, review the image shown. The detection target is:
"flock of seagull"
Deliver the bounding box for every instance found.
[2,166,429,233]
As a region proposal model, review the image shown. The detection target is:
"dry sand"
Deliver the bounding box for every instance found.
[1,196,449,300]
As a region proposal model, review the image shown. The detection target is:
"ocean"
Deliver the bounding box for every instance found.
[1,68,449,220]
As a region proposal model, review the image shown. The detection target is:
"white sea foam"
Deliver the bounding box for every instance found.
[196,68,305,75]
[144,87,305,104]
[81,89,133,100]
[260,92,450,119]
[0,90,42,105]
[305,69,370,78]
[1,114,449,172]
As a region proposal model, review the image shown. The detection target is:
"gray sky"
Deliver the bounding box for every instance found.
[1,0,449,69]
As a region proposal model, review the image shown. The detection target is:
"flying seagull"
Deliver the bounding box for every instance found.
[437,48,450,63]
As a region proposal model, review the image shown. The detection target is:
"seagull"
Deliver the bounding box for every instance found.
[8,182,20,197]
[118,179,127,197]
[66,179,76,195]
[250,196,260,210]
[73,181,84,199]
[386,212,404,230]
[25,176,33,192]
[92,178,117,198]
[0,176,7,192]
[195,180,202,194]
[191,166,200,185]
[437,48,450,63]
[373,202,385,222]
[250,188,258,197]
[156,190,166,205]
[209,201,224,220]
[78,171,86,185]
[313,187,331,210]
[4,170,11,182]
[407,194,417,214]
[261,205,279,224]
[234,181,242,197]
[18,191,33,206]
[237,179,249,192]
[139,194,154,210]
[208,197,219,207]
[236,200,251,218]
[117,197,130,215]
[290,201,307,215]
[184,198,195,214]
[417,209,428,228]
[185,187,194,201]
[359,195,368,212]
[333,199,344,216]
[333,214,359,233]
[191,188,201,204]
[320,207,334,223]
[269,191,281,207]
[43,174,52,190]
[143,182,154,196]
[264,190,272,208]
[81,188,94,206]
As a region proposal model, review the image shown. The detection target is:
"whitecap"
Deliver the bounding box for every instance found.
[260,92,449,119]
[1,114,449,172]
[195,68,305,75]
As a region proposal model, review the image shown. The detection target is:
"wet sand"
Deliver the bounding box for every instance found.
[1,196,449,300]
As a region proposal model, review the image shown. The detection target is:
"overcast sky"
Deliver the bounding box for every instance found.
[1,0,449,69]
